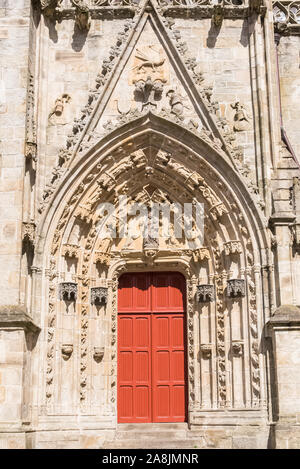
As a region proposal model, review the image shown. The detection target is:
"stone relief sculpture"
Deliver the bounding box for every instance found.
[130,45,168,83]
[8,0,300,450]
[71,1,91,31]
[166,88,185,119]
[134,77,164,110]
[231,101,252,131]
[48,94,71,125]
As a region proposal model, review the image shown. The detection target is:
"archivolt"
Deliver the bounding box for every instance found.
[34,116,270,412]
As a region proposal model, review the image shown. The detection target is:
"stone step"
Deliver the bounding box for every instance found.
[117,423,188,431]
[102,439,203,449]
[115,430,188,440]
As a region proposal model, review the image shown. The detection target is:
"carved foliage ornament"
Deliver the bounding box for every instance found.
[91,286,108,305]
[25,74,37,162]
[59,282,78,301]
[223,240,243,255]
[62,244,80,258]
[200,344,213,359]
[227,278,246,298]
[197,284,215,302]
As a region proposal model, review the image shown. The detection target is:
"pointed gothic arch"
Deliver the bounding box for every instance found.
[30,113,271,420]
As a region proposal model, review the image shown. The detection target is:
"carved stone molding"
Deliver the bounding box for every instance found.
[232,340,244,357]
[59,282,78,301]
[25,73,37,162]
[197,284,215,303]
[91,286,108,305]
[227,278,246,298]
[157,0,266,18]
[38,0,137,22]
[200,343,213,359]
[93,346,104,362]
[62,243,80,258]
[61,343,73,360]
[192,247,210,262]
[291,176,300,250]
[223,240,243,256]
[94,251,111,265]
[22,222,36,246]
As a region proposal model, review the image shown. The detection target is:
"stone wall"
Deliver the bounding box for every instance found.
[0,1,31,305]
[278,35,300,160]
[0,0,300,449]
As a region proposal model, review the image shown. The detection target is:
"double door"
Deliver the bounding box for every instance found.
[117,272,187,423]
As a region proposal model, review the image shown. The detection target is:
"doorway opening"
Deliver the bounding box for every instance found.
[117,272,187,423]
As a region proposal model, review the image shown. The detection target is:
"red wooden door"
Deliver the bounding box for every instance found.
[118,272,187,423]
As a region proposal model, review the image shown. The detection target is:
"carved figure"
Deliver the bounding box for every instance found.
[134,77,164,110]
[71,0,90,31]
[231,101,251,131]
[48,94,71,124]
[132,46,165,73]
[166,89,184,118]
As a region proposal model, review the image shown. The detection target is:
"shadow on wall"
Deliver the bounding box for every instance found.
[206,20,222,49]
[44,15,59,44]
[240,16,256,48]
[71,24,89,52]
[34,8,89,49]
[206,16,257,49]
[261,323,279,449]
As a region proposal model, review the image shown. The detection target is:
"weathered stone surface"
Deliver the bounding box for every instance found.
[0,0,299,449]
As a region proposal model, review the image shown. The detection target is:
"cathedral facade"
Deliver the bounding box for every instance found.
[0,0,300,449]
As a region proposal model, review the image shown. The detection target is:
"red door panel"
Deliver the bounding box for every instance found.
[118,272,187,423]
[152,314,186,422]
[118,273,151,312]
[118,314,151,423]
[152,272,185,312]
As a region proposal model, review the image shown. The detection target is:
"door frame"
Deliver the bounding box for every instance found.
[117,271,189,423]
[108,261,197,427]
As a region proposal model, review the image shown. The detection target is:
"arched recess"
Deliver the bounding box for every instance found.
[32,114,271,421]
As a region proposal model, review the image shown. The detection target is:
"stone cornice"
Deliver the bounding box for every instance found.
[268,305,300,327]
[269,213,296,226]
[157,1,266,20]
[36,0,266,21]
[0,305,40,334]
